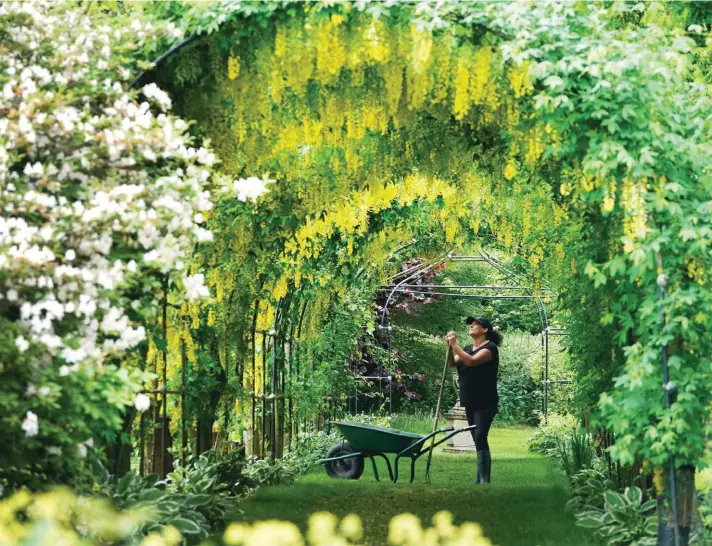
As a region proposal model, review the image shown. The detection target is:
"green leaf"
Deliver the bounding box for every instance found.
[609,508,630,524]
[181,494,212,507]
[680,227,698,241]
[117,472,136,494]
[138,489,166,502]
[576,515,603,528]
[604,490,626,510]
[168,517,205,535]
[91,460,110,485]
[624,487,642,506]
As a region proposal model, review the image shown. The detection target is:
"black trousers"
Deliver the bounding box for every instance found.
[464,404,497,452]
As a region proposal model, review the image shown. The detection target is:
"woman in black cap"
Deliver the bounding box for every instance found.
[446,317,503,484]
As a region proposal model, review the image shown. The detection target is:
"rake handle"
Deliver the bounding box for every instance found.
[426,345,452,478]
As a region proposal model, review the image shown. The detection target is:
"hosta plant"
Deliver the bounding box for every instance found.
[575,486,657,546]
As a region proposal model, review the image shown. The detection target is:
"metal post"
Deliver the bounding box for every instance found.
[139,411,145,476]
[388,325,393,415]
[655,252,681,546]
[261,332,267,458]
[181,338,187,468]
[251,328,256,456]
[270,306,279,460]
[544,327,549,423]
[160,275,169,478]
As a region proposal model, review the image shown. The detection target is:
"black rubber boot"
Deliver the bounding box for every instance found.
[475,450,491,484]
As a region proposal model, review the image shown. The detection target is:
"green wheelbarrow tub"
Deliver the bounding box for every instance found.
[331,421,424,456]
[320,421,477,483]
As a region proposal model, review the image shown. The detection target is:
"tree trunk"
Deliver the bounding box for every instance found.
[151,416,174,478]
[104,410,135,477]
[196,417,214,455]
[657,465,696,546]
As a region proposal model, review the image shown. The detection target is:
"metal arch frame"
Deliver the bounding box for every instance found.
[352,254,449,416]
[370,250,570,418]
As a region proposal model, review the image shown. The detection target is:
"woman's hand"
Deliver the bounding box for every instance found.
[445,331,458,347]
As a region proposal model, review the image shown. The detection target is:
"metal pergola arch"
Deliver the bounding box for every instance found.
[365,249,571,420]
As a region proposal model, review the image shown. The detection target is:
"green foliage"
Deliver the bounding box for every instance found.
[575,487,657,546]
[242,457,296,487]
[692,489,712,545]
[527,413,580,455]
[0,338,150,492]
[289,289,377,420]
[497,336,545,425]
[554,427,597,480]
[95,449,254,543]
[342,412,392,429]
[168,448,251,501]
[390,326,455,412]
[389,411,435,436]
[282,429,342,475]
[94,466,215,542]
[566,465,620,514]
[528,414,597,480]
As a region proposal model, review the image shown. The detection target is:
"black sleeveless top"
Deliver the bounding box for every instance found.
[456,341,499,409]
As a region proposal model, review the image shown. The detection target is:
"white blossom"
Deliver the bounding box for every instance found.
[232,177,274,203]
[134,393,151,412]
[15,336,29,353]
[0,2,262,436]
[142,83,172,111]
[0,6,217,359]
[22,411,39,437]
[183,273,210,301]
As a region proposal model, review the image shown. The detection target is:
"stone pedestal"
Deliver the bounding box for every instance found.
[443,372,476,453]
[443,403,476,453]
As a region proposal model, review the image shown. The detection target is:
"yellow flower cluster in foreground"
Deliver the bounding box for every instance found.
[0,489,493,546]
[224,510,492,546]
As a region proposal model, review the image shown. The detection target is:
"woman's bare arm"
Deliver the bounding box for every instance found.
[451,344,492,367]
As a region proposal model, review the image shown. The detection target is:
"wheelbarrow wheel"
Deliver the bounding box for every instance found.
[324,442,364,480]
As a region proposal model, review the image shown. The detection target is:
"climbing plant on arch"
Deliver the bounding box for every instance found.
[141,1,712,541]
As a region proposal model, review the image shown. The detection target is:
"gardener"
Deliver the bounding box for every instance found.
[446,317,503,484]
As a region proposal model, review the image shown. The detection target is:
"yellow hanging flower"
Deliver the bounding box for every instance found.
[227,56,240,80]
[503,163,517,180]
[602,195,615,212]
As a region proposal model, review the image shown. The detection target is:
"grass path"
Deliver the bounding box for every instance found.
[237,427,599,546]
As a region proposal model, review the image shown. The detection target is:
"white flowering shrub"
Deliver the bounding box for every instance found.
[0,2,273,491]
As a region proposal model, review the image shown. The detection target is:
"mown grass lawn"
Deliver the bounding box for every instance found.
[237,426,600,546]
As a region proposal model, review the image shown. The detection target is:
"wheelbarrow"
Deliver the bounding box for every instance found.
[319,421,477,484]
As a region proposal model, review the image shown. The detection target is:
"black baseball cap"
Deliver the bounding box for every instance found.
[465,316,493,330]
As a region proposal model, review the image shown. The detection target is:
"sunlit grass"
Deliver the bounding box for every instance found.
[237,426,600,546]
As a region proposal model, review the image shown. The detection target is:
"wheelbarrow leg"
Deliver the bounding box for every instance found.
[376,453,394,482]
[410,457,417,484]
[367,455,380,482]
[394,454,407,483]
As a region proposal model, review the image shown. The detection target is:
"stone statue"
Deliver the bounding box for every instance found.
[451,371,460,407]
